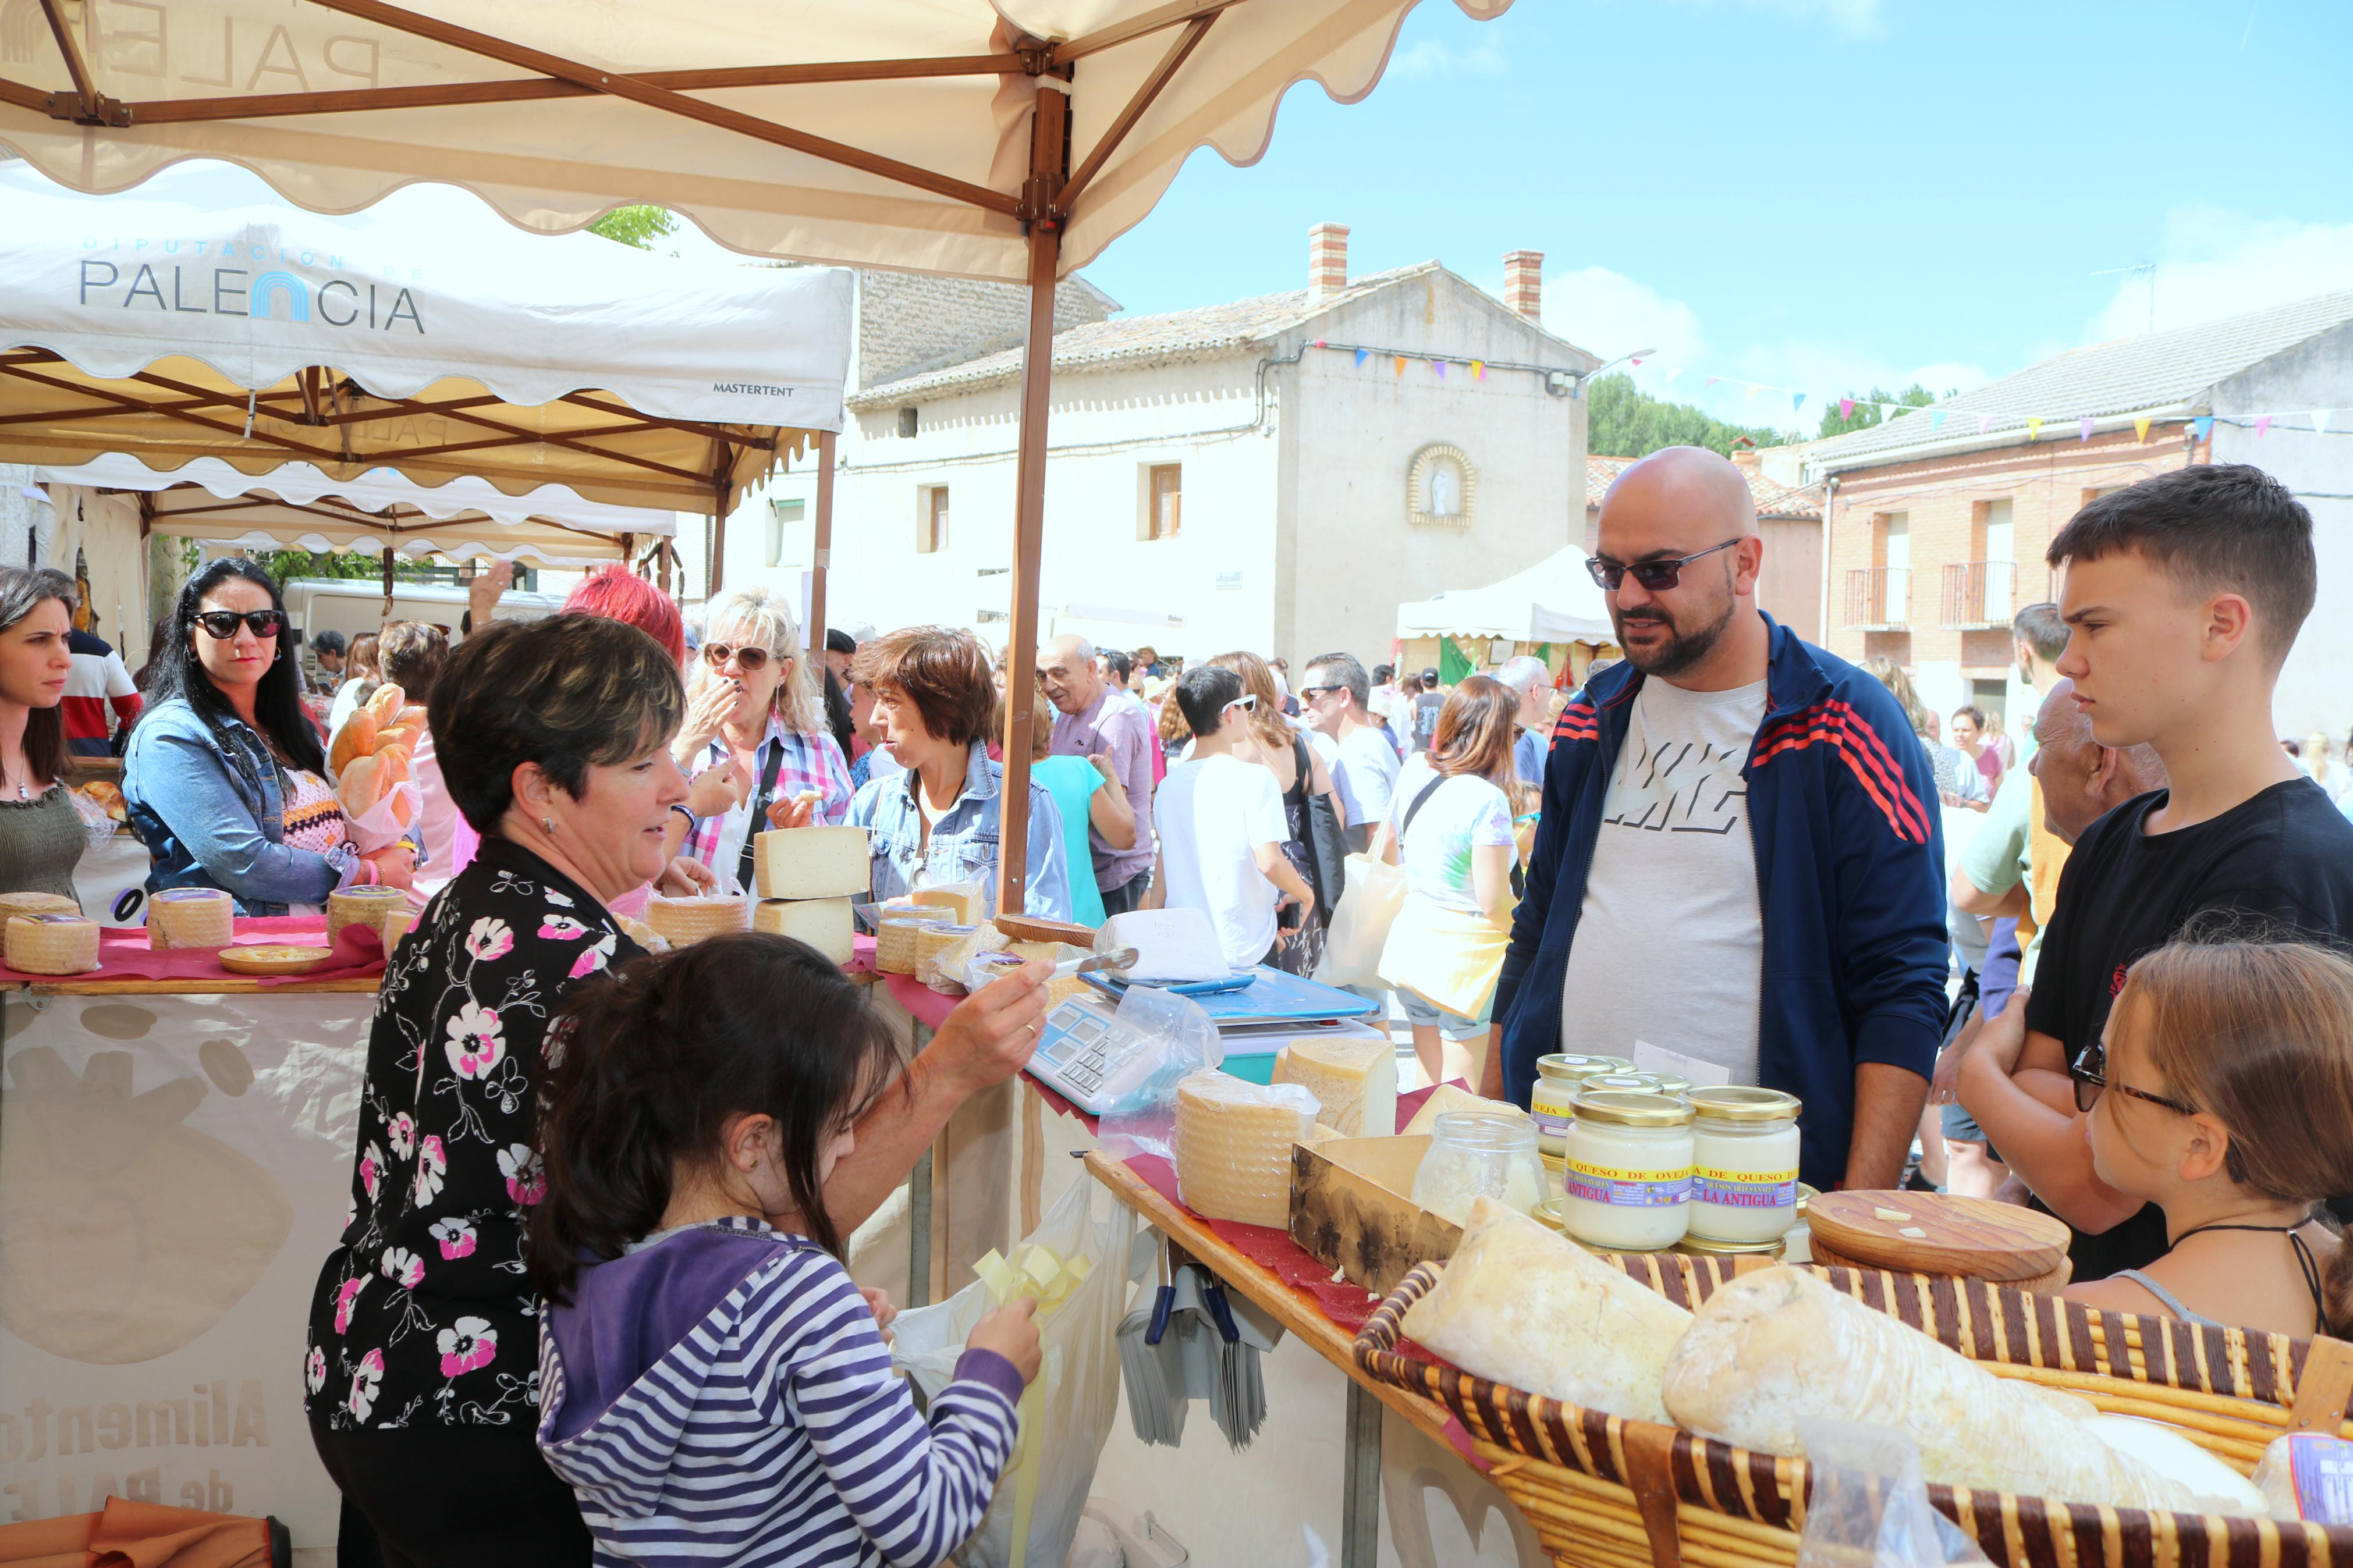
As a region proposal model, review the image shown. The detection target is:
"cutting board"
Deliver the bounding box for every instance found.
[1807,1191,2071,1284]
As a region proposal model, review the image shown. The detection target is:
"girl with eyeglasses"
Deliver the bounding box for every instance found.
[125,558,413,915]
[2060,938,2353,1338]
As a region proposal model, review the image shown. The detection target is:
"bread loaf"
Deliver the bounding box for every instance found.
[752,827,871,900]
[1660,1265,2219,1512]
[1403,1197,1692,1423]
[645,894,749,947]
[147,886,233,950]
[753,897,856,965]
[6,913,100,975]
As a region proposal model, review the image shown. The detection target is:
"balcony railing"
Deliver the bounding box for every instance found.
[1844,566,1911,629]
[1942,560,2017,628]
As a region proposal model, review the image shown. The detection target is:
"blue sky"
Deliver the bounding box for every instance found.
[1077,0,2353,437]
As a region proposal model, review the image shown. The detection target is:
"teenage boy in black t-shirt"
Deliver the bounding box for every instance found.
[1955,464,2353,1280]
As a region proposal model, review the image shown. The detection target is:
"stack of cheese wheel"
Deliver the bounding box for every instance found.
[645,893,750,948]
[6,912,100,975]
[0,891,80,923]
[874,916,938,975]
[328,886,413,947]
[331,683,426,828]
[147,886,234,950]
[747,827,870,966]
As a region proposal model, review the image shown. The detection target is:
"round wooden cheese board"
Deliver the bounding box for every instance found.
[1806,1190,2071,1284]
[217,944,335,976]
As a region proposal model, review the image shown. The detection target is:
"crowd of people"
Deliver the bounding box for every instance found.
[4,439,2353,1563]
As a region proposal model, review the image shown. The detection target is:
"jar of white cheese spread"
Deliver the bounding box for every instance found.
[1581,1072,1668,1098]
[1685,1086,1802,1244]
[1411,1112,1545,1226]
[1560,1090,1695,1251]
[1529,1055,1625,1156]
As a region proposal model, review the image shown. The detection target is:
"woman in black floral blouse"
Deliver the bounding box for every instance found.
[301,613,1055,1567]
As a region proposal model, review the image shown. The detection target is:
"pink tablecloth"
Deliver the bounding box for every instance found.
[0,915,389,987]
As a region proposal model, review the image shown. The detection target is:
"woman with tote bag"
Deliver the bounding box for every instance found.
[1375,676,1521,1086]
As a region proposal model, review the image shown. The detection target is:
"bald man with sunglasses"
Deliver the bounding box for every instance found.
[1488,446,1950,1193]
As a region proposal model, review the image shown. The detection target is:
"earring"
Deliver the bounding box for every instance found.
[541,817,557,835]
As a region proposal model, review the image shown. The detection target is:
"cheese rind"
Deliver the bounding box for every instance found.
[753,897,856,965]
[1173,1072,1318,1228]
[645,894,749,947]
[0,891,79,922]
[147,887,233,951]
[6,913,100,975]
[752,827,872,901]
[1402,1085,1529,1138]
[1272,1036,1399,1139]
[909,881,987,926]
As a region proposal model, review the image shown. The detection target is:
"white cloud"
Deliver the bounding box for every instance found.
[1390,34,1508,78]
[2088,205,2353,341]
[1542,265,1708,368]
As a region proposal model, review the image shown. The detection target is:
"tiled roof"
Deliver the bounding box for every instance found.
[1586,454,1822,518]
[849,261,1565,407]
[1809,288,2353,470]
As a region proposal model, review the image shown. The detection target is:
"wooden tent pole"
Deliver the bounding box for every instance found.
[379,547,395,623]
[810,430,836,669]
[996,85,1066,917]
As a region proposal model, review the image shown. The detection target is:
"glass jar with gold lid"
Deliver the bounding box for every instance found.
[1560,1089,1694,1251]
[1529,1054,1630,1155]
[1685,1086,1802,1243]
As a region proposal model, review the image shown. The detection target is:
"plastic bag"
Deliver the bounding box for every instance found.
[344,780,421,854]
[1096,984,1223,1162]
[1314,851,1406,989]
[1795,1417,1990,1568]
[891,1175,1144,1568]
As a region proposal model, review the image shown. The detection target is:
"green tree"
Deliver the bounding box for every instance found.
[1585,373,1794,459]
[587,205,678,250]
[260,550,448,586]
[1817,383,1943,440]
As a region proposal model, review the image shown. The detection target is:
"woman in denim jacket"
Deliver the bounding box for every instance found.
[125,560,413,916]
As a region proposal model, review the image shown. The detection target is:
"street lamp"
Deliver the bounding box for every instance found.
[1563,347,1656,398]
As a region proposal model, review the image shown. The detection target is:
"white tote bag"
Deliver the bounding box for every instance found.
[1312,851,1407,989]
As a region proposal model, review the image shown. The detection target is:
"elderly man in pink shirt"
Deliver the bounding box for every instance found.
[1039,634,1158,918]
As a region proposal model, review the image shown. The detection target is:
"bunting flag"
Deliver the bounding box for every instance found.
[1839,397,1855,419]
[2134,417,2153,442]
[2255,413,2273,437]
[2193,415,2215,442]
[1393,355,1407,376]
[1353,349,1368,368]
[1630,357,1644,367]
[1312,340,1327,349]
[1883,403,1905,419]
[1433,360,1447,380]
[1471,360,1485,382]
[1793,392,1807,413]
[2027,417,2043,441]
[1978,415,1994,435]
[1658,367,1681,387]
[2316,410,2333,435]
[2079,417,2095,442]
[1705,376,1720,388]
[1745,382,1762,398]
[1930,410,1948,431]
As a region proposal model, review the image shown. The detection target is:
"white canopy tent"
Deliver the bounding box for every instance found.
[1396,544,1616,645]
[0,0,1514,915]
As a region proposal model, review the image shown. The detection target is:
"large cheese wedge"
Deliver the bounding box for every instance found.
[1660,1265,2223,1513]
[1272,1036,1398,1138]
[1173,1072,1318,1228]
[910,881,987,926]
[753,897,856,965]
[6,913,100,975]
[1403,1085,1530,1138]
[753,826,871,900]
[1403,1196,1692,1423]
[645,894,749,947]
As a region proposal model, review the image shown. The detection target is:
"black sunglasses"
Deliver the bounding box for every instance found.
[2070,1039,2200,1117]
[1585,537,1741,592]
[1298,684,1344,701]
[191,609,286,640]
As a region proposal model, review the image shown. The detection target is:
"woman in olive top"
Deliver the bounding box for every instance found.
[0,568,86,905]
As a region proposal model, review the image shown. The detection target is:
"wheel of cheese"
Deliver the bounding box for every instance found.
[0,891,81,922]
[146,887,233,951]
[327,887,412,947]
[644,893,749,947]
[874,917,940,975]
[381,906,420,952]
[6,914,100,975]
[217,944,333,976]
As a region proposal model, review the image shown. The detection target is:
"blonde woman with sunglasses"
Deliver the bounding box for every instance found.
[672,586,851,893]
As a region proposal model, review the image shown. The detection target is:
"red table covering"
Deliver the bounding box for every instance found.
[0,913,391,987]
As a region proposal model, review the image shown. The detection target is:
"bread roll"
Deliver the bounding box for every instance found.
[338,755,384,816]
[1402,1196,1692,1423]
[1660,1265,2217,1512]
[329,710,377,774]
[365,683,406,725]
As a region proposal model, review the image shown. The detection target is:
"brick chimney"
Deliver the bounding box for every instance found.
[1309,222,1349,298]
[1503,249,1543,323]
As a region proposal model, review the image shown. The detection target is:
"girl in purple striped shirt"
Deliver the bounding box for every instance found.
[528,933,1039,1568]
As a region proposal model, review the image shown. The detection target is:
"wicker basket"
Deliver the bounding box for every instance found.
[1355,1254,2353,1568]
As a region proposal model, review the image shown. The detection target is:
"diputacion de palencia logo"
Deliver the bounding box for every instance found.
[76,237,426,333]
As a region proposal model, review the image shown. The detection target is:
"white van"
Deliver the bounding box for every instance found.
[280,578,567,682]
